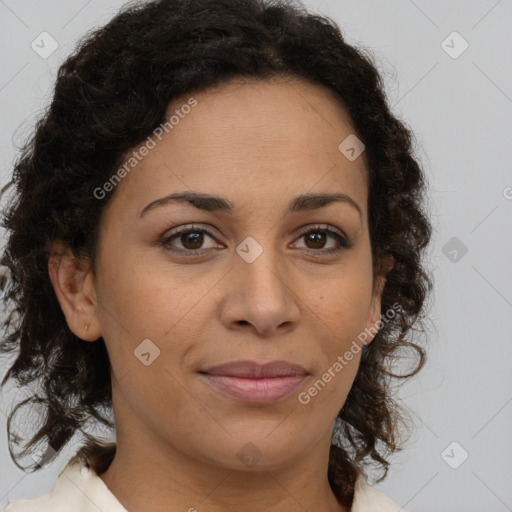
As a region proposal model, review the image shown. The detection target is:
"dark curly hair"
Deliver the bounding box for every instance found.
[0,0,432,507]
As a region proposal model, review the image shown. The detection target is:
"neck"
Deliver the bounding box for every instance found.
[98,428,351,512]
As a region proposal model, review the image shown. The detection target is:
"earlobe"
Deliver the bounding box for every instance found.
[47,240,101,342]
[363,272,388,346]
[366,303,382,346]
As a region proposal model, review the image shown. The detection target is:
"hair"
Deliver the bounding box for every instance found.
[0,0,432,507]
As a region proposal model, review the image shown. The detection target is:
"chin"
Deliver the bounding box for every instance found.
[194,433,310,472]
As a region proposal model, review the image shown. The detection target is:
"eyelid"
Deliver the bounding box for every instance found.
[291,224,352,252]
[160,223,224,251]
[293,223,346,239]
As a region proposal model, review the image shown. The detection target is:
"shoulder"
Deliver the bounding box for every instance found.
[351,473,405,512]
[3,489,54,512]
[3,457,127,512]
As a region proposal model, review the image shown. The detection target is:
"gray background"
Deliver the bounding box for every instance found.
[1,1,511,511]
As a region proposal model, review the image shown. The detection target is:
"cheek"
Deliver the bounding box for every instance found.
[310,261,375,345]
[94,245,219,385]
[293,349,361,451]
[111,361,211,457]
[292,262,374,416]
[96,245,197,336]
[95,252,204,428]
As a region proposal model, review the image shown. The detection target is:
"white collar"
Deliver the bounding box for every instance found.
[4,457,405,512]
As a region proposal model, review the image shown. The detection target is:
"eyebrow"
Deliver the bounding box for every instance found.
[138,191,363,220]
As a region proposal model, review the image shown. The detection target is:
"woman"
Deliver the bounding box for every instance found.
[0,0,432,510]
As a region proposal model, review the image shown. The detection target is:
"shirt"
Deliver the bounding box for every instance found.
[3,457,406,511]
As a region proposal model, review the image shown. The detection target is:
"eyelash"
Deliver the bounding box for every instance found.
[158,223,352,257]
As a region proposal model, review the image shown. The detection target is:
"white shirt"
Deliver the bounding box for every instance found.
[3,458,406,511]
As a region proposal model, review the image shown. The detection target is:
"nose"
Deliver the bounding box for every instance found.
[219,241,301,337]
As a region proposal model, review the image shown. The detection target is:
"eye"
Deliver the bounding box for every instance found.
[159,224,223,256]
[291,225,352,255]
[159,224,351,257]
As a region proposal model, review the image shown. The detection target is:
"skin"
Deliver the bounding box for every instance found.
[48,76,388,512]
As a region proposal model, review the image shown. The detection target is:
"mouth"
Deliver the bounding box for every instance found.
[199,360,309,404]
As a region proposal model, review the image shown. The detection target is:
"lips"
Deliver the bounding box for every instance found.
[201,360,308,378]
[199,360,308,404]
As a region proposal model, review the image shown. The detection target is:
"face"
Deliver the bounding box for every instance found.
[51,77,384,472]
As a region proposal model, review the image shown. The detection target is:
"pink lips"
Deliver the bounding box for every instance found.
[200,360,308,403]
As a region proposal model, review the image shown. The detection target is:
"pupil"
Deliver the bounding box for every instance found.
[308,232,325,249]
[183,232,203,249]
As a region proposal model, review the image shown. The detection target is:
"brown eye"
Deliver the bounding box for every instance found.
[159,224,351,258]
[159,225,221,256]
[293,227,351,255]
[304,231,327,250]
[179,231,205,250]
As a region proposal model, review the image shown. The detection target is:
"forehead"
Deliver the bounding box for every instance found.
[102,77,368,222]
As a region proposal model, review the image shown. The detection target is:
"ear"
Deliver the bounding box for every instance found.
[364,253,395,345]
[47,240,101,342]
